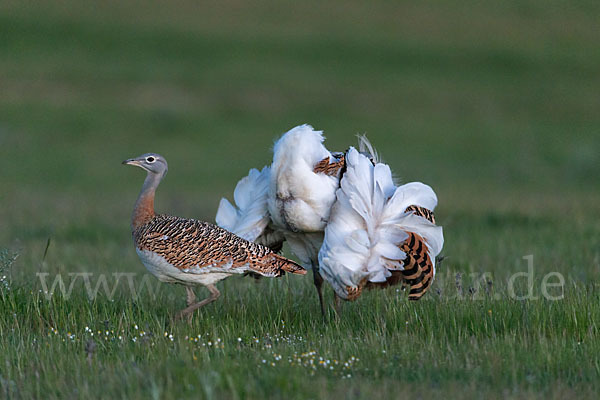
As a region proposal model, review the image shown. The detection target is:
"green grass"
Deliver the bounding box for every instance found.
[1,0,599,398]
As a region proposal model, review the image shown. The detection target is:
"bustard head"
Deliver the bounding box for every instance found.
[122,153,168,177]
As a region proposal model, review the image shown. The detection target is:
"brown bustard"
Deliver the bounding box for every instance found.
[123,153,306,319]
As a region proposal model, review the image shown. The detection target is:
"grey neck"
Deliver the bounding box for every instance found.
[139,172,162,197]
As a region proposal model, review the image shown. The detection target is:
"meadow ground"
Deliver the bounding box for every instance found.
[0,1,599,398]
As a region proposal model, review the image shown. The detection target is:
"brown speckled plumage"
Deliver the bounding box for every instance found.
[394,206,437,299]
[396,232,434,300]
[124,152,306,319]
[134,214,304,277]
[313,150,378,180]
[404,205,436,224]
[313,154,346,177]
[345,278,367,301]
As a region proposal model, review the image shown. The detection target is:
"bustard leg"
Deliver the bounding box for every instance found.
[185,286,196,307]
[334,292,342,316]
[176,284,220,320]
[312,267,325,318]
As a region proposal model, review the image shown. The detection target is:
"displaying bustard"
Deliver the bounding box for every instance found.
[123,153,306,319]
[217,125,443,315]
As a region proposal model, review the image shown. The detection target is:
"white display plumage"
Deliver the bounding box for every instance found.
[267,124,340,236]
[216,166,272,242]
[216,123,443,313]
[319,148,444,299]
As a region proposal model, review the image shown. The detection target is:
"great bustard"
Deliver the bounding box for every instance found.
[123,153,306,319]
[217,125,443,316]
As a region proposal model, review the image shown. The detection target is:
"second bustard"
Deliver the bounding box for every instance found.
[123,153,306,319]
[217,125,375,315]
[217,125,444,316]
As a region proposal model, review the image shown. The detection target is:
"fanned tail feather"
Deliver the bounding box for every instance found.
[216,166,272,242]
[318,148,405,298]
[318,148,444,300]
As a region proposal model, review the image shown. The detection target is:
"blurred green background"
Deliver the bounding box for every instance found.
[1,1,600,398]
[0,0,598,284]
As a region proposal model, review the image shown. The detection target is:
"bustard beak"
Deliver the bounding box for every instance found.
[122,158,141,166]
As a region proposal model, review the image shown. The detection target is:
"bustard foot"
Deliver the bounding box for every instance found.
[175,284,220,321]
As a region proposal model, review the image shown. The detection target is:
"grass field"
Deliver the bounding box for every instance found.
[1,0,599,398]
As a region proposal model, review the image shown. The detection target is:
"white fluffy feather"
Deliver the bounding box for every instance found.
[216,166,272,242]
[318,148,444,299]
[267,125,340,265]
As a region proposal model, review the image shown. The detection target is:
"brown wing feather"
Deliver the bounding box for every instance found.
[398,232,434,300]
[345,278,367,301]
[404,205,436,224]
[134,215,305,277]
[364,232,435,300]
[313,155,346,177]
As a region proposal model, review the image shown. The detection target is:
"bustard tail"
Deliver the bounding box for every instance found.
[318,148,444,300]
[271,254,306,276]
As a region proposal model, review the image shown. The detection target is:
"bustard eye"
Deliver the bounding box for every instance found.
[146,156,155,163]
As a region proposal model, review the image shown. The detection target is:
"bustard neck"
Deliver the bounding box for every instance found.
[132,172,162,230]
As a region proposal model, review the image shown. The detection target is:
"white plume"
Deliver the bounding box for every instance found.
[357,134,380,164]
[318,148,444,299]
[216,166,272,242]
[267,124,340,237]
